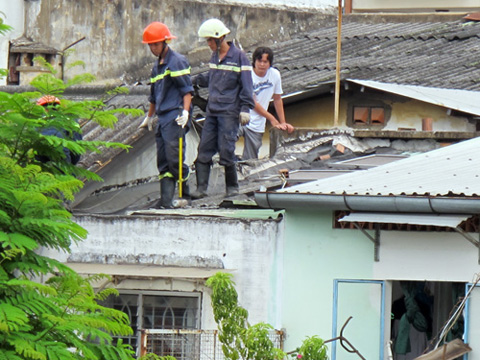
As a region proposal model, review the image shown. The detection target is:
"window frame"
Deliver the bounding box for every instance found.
[332,279,386,360]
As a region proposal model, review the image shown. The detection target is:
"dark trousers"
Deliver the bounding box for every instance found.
[155,116,189,180]
[196,115,238,167]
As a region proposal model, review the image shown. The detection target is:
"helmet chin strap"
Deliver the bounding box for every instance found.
[215,36,223,62]
[159,42,169,63]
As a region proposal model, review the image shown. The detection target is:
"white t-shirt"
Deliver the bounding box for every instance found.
[247,67,283,133]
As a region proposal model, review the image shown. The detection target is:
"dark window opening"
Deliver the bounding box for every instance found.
[390,280,465,360]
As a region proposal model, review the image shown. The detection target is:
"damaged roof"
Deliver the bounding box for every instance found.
[4,16,480,213]
[271,135,480,197]
[73,17,480,175]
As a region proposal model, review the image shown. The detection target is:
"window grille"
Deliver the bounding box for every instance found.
[140,329,284,360]
[99,292,200,357]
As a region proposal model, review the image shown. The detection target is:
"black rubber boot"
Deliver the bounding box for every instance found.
[224,164,239,197]
[190,162,210,199]
[158,177,175,208]
[181,181,191,201]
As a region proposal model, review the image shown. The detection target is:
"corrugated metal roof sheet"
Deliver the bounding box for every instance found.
[278,137,480,197]
[339,212,471,228]
[349,80,480,117]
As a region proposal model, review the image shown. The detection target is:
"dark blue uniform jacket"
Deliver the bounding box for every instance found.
[196,42,254,117]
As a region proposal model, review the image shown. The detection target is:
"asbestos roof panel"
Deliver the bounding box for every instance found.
[338,212,471,228]
[278,137,480,197]
[349,80,480,117]
[271,19,480,94]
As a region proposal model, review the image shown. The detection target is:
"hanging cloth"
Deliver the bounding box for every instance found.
[394,282,430,354]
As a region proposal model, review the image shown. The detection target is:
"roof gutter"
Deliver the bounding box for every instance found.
[254,192,480,214]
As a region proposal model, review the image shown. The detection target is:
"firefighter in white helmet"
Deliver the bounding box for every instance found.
[191,18,254,199]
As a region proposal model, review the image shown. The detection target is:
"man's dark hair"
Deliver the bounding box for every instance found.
[252,46,274,68]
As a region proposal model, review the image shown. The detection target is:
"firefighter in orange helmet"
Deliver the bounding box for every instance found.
[36,95,82,165]
[139,22,194,208]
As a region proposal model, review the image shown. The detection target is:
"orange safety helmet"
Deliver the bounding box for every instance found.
[142,22,177,44]
[37,95,61,106]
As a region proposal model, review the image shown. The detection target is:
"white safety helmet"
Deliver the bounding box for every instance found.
[198,18,230,39]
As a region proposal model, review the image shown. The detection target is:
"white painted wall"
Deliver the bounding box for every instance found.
[374,231,480,283]
[0,0,24,86]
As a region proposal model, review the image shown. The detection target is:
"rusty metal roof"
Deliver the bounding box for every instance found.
[10,36,59,54]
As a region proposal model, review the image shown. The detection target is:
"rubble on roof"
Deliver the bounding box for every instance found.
[72,130,443,214]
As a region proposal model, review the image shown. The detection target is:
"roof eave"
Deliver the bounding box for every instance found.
[254,192,480,214]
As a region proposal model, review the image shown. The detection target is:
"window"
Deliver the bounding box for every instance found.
[333,280,466,360]
[100,291,200,358]
[353,106,385,126]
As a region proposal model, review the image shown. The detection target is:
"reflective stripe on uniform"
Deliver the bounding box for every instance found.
[159,172,174,180]
[150,67,191,83]
[208,63,252,72]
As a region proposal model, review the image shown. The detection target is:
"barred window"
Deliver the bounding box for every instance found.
[100,291,200,358]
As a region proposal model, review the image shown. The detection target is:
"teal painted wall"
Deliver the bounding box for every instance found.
[281,209,376,353]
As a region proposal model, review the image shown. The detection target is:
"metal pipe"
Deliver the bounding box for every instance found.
[254,192,480,214]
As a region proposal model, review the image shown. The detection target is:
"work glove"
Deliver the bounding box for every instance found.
[239,112,250,126]
[175,109,189,128]
[138,115,157,131]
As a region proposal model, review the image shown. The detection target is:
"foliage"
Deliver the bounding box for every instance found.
[207,272,328,360]
[293,336,328,360]
[0,25,145,359]
[0,57,142,181]
[138,355,177,360]
[206,272,286,360]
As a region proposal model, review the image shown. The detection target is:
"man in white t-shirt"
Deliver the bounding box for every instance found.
[238,46,294,160]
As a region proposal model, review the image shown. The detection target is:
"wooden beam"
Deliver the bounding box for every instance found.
[334,0,342,127]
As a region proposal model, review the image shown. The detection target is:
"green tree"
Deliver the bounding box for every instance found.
[206,272,328,360]
[0,22,145,358]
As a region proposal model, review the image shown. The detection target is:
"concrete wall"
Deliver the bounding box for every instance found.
[280,95,473,131]
[40,213,285,329]
[280,209,375,355]
[18,0,337,85]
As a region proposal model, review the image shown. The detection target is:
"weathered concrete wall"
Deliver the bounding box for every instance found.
[281,94,473,131]
[40,213,285,329]
[23,0,336,84]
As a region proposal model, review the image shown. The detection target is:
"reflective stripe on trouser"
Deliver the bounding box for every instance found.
[196,115,238,167]
[155,116,189,180]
